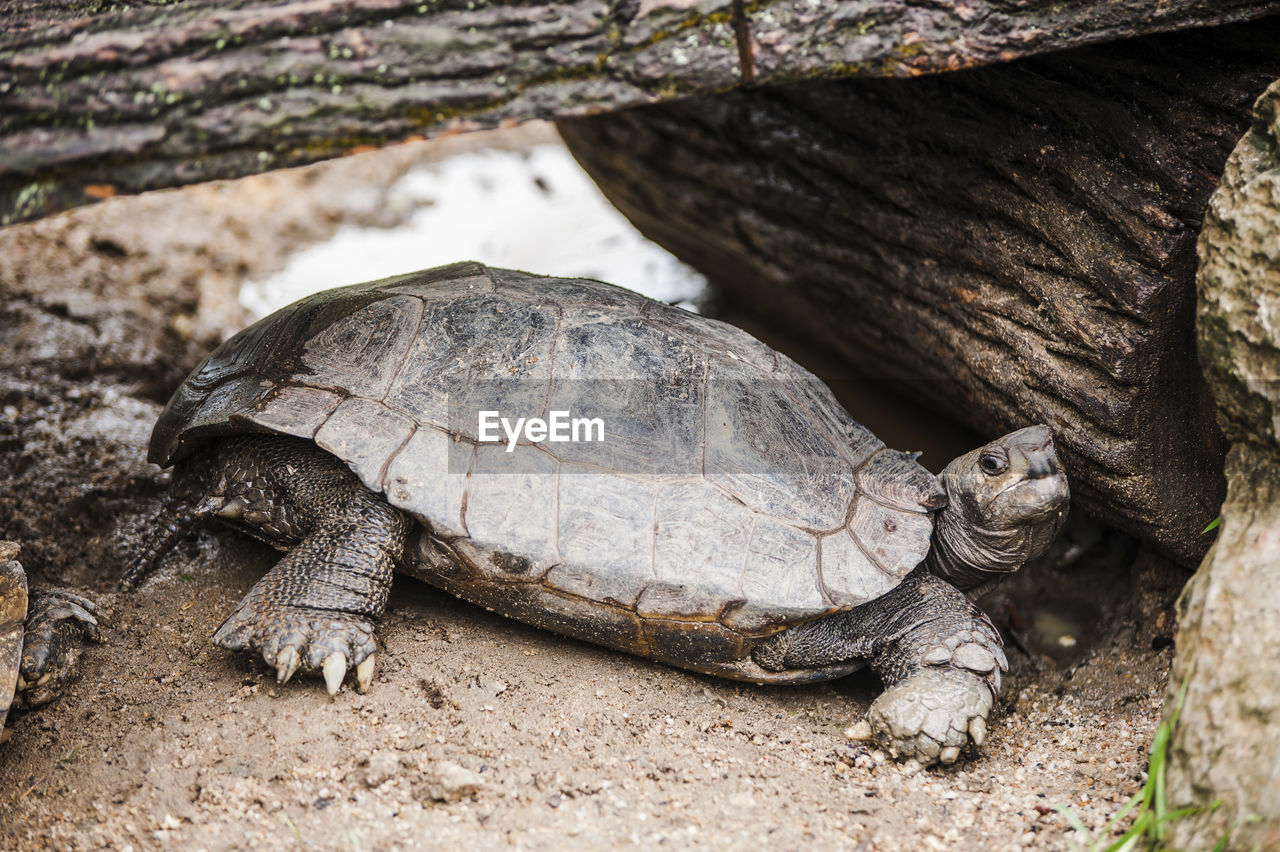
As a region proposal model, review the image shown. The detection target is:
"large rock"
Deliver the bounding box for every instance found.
[1166,78,1280,851]
[559,20,1280,566]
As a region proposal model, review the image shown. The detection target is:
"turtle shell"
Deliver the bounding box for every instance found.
[152,263,945,670]
[0,546,27,731]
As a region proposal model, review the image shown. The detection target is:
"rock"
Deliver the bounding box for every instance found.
[417,761,485,803]
[1166,77,1280,851]
[362,751,401,788]
[559,20,1280,566]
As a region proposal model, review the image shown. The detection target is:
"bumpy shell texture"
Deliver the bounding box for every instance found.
[0,553,27,730]
[153,263,945,656]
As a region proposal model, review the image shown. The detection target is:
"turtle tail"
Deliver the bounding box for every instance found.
[121,454,221,590]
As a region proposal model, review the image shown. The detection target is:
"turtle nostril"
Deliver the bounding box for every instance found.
[1027,454,1056,477]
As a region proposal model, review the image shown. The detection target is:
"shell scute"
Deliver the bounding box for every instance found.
[849,499,934,580]
[857,449,948,511]
[314,397,416,490]
[647,479,754,617]
[251,385,344,439]
[728,519,825,633]
[704,364,854,531]
[384,293,558,432]
[540,315,706,474]
[384,426,469,538]
[300,294,424,400]
[552,469,658,606]
[818,527,899,607]
[462,445,560,580]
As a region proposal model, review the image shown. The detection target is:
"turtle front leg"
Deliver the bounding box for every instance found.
[754,566,1005,767]
[207,437,410,695]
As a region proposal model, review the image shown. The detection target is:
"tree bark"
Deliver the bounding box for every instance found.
[558,20,1280,566]
[2,1,1279,226]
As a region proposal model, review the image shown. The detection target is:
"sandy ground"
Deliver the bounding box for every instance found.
[0,127,1182,851]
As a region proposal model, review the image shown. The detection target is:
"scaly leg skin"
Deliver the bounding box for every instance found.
[202,436,409,695]
[753,567,1005,767]
[16,589,103,708]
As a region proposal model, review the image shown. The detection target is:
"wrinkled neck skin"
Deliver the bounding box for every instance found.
[925,474,1065,598]
[926,513,1034,597]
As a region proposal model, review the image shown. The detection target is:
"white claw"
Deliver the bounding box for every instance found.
[940,745,961,764]
[322,653,347,696]
[970,716,987,746]
[276,647,301,684]
[843,720,873,742]
[355,654,376,694]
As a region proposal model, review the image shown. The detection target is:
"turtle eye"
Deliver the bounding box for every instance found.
[979,453,1008,475]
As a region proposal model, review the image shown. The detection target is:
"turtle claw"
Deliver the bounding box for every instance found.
[323,653,347,695]
[213,600,375,695]
[355,654,376,693]
[969,715,987,746]
[275,646,302,684]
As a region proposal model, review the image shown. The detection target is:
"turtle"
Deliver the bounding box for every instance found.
[1,541,103,741]
[124,261,1069,766]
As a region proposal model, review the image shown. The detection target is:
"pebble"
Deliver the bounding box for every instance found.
[418,761,485,803]
[363,751,402,788]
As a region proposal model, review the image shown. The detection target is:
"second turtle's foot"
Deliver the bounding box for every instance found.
[213,598,377,696]
[17,588,103,707]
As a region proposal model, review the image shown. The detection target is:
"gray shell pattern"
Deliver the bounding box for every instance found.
[152,263,945,638]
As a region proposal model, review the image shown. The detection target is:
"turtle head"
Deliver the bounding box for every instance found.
[927,425,1069,593]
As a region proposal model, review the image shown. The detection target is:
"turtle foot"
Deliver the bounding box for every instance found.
[17,589,103,707]
[213,600,377,695]
[867,668,994,767]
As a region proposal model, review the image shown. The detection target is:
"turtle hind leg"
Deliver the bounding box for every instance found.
[207,436,409,695]
[16,588,103,708]
[753,566,1006,767]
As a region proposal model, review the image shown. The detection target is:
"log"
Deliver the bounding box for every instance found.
[558,20,1280,566]
[3,0,1279,225]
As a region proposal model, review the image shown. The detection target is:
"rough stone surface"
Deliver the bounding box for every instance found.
[1167,78,1280,852]
[559,21,1280,567]
[3,0,1279,225]
[417,760,485,803]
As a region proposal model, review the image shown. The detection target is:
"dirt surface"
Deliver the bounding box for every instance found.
[0,128,1181,851]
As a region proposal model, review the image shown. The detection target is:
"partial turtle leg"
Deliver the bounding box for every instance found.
[205,437,409,695]
[16,588,103,708]
[753,566,1006,767]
